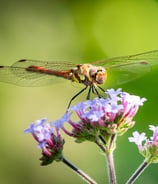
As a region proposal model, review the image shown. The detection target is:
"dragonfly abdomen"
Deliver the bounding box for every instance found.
[26,65,73,80]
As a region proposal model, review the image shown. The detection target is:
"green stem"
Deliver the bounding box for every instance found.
[62,156,97,184]
[95,140,106,152]
[96,134,117,184]
[126,160,150,184]
[106,151,117,184]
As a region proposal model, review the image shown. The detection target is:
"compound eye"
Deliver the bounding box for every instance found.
[89,67,97,76]
[91,73,96,79]
[97,69,103,73]
[95,68,107,84]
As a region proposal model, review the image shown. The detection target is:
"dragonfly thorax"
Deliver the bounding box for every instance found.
[72,64,107,86]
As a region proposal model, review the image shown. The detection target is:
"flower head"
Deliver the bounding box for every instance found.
[24,118,64,165]
[129,125,158,163]
[61,88,146,144]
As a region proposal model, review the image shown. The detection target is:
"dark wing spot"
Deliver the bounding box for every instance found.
[18,59,27,62]
[0,66,4,68]
[140,61,148,64]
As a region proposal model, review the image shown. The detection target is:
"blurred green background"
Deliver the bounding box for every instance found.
[0,0,158,183]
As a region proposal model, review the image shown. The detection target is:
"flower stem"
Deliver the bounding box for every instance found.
[62,156,97,184]
[95,140,106,152]
[106,151,117,184]
[96,134,117,184]
[126,160,150,184]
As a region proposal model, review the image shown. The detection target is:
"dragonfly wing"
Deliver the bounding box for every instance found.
[0,60,75,87]
[12,59,76,70]
[0,66,67,86]
[94,50,158,67]
[94,50,158,86]
[104,62,150,87]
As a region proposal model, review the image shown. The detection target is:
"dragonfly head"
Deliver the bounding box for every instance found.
[77,64,107,86]
[89,66,107,85]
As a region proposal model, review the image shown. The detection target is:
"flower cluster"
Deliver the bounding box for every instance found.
[129,125,158,163]
[24,88,146,163]
[54,88,146,144]
[24,118,64,165]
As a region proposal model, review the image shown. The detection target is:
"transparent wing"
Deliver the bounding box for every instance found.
[93,50,158,86]
[12,59,76,70]
[0,60,76,87]
[104,62,150,87]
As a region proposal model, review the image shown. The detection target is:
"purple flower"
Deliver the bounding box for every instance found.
[24,118,64,165]
[129,125,158,163]
[24,118,53,144]
[106,88,122,103]
[61,88,146,143]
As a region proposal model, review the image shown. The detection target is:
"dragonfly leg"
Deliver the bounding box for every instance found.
[87,85,93,100]
[93,86,104,98]
[98,86,106,93]
[67,85,88,110]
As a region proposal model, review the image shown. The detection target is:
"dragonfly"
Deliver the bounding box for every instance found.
[0,50,158,108]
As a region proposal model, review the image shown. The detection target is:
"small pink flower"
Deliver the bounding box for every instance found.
[129,125,158,163]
